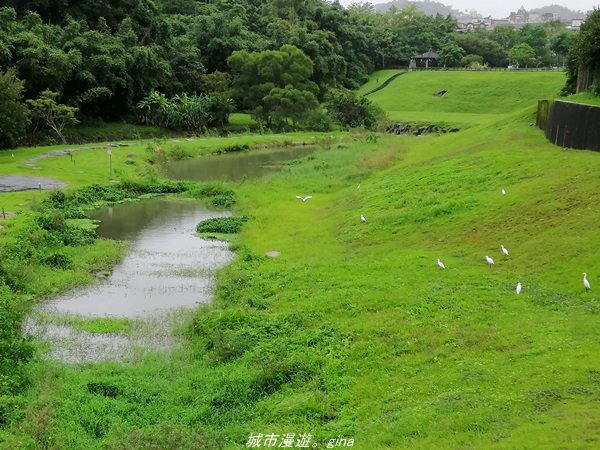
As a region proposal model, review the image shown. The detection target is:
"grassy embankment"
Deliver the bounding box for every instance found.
[366,70,564,128]
[3,70,600,449]
[356,70,404,96]
[563,92,600,106]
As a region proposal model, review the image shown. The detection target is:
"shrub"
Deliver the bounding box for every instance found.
[42,253,72,270]
[36,211,67,232]
[300,109,335,132]
[210,193,237,208]
[196,216,248,234]
[167,144,192,160]
[215,144,249,154]
[326,89,383,129]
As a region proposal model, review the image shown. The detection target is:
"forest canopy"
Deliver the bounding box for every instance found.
[0,0,582,147]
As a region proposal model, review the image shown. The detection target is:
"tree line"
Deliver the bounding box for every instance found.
[0,0,586,148]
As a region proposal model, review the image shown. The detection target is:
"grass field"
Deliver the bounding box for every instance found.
[2,71,600,449]
[368,71,565,127]
[0,132,338,212]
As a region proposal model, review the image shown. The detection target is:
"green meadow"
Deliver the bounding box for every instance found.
[2,71,600,449]
[366,70,564,127]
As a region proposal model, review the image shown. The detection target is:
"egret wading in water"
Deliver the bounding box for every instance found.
[360,214,367,223]
[501,245,509,256]
[516,282,522,294]
[437,258,446,269]
[485,255,495,266]
[583,272,591,290]
[296,195,312,202]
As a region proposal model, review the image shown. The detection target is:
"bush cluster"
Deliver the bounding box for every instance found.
[196,216,248,234]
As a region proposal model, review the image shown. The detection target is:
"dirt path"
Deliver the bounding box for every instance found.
[0,175,67,192]
[23,143,129,169]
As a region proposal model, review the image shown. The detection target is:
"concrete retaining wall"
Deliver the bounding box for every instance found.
[537,99,600,152]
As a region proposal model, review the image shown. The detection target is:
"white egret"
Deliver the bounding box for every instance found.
[485,255,495,266]
[360,214,367,222]
[501,245,509,256]
[583,272,591,290]
[295,195,312,202]
[437,258,446,269]
[502,188,506,195]
[516,282,522,294]
[357,183,361,189]
[11,153,14,158]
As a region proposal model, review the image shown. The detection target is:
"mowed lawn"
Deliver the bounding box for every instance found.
[367,70,565,127]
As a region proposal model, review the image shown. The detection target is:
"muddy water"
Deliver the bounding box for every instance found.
[25,198,234,363]
[164,145,316,181]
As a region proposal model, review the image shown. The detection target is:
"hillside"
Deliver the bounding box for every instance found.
[373,0,460,16]
[366,70,564,126]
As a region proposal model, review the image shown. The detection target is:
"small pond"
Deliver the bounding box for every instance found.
[164,145,316,181]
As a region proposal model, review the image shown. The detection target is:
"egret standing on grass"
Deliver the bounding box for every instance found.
[437,258,446,269]
[485,255,495,266]
[583,273,591,290]
[296,195,312,202]
[516,282,522,294]
[501,245,509,256]
[361,214,367,223]
[502,188,507,195]
[357,183,361,190]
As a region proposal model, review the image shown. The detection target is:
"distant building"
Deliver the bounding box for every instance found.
[509,6,529,23]
[568,18,585,31]
[456,19,487,33]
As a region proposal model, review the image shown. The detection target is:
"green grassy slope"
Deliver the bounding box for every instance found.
[564,92,600,106]
[356,70,404,96]
[5,72,600,449]
[369,71,564,127]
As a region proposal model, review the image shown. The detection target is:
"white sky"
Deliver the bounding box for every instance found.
[338,1,598,18]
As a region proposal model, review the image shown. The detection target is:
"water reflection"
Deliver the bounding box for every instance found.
[164,145,316,181]
[26,198,234,362]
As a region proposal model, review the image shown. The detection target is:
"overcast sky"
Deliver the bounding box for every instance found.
[338,1,598,18]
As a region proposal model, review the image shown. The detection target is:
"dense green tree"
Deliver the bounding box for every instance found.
[326,89,382,129]
[438,40,465,67]
[201,71,232,95]
[489,26,518,51]
[455,33,508,67]
[550,32,573,67]
[509,43,537,68]
[263,87,318,127]
[0,69,29,148]
[0,0,570,143]
[564,8,600,93]
[228,44,318,125]
[518,25,548,62]
[27,90,78,143]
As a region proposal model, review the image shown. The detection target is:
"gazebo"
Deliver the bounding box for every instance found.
[410,51,439,69]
